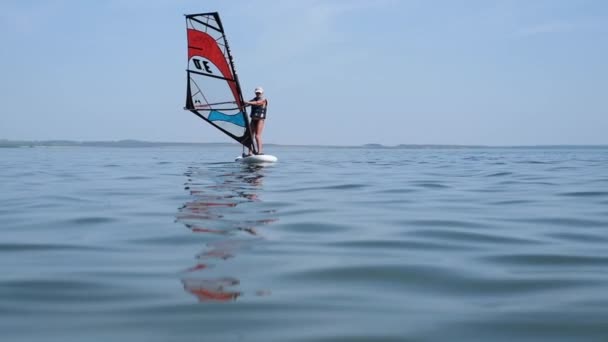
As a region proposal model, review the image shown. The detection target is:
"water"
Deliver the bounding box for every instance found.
[2,145,608,341]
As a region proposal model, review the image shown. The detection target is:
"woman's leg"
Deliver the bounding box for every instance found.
[248,119,258,155]
[255,119,265,153]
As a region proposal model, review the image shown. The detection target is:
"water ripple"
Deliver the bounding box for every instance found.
[0,243,112,252]
[559,191,608,197]
[483,254,608,267]
[504,217,607,227]
[408,229,540,245]
[400,219,487,229]
[67,217,118,225]
[284,264,592,295]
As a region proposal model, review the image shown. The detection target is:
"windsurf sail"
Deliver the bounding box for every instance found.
[184,12,256,153]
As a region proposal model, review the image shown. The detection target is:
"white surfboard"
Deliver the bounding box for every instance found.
[235,154,278,164]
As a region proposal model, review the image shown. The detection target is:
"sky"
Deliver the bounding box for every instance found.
[1,0,607,146]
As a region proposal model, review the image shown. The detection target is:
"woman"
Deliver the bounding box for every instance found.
[244,87,268,155]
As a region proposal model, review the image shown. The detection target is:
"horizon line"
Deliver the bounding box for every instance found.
[1,139,607,149]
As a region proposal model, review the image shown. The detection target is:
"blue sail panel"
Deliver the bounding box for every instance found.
[208,110,246,127]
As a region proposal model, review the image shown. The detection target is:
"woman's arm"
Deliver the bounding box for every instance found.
[244,99,267,106]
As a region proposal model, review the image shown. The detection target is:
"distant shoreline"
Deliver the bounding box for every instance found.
[1,139,607,149]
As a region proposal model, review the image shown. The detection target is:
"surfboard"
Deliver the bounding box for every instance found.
[235,154,278,164]
[183,12,276,163]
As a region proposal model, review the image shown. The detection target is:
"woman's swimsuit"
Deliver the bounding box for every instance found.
[250,96,267,120]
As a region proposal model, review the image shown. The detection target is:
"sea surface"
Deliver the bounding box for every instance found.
[2,145,608,342]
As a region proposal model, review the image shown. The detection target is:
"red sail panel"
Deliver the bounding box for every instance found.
[187,29,241,108]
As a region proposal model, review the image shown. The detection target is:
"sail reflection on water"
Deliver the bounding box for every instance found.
[175,164,277,302]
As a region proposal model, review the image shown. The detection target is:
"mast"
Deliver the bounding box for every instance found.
[213,13,258,154]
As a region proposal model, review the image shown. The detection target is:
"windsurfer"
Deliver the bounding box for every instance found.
[244,87,267,155]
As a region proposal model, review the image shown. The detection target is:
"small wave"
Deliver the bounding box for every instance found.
[504,217,606,228]
[276,183,369,192]
[408,229,540,245]
[326,239,471,251]
[488,199,535,205]
[400,219,487,229]
[484,172,513,177]
[1,279,146,303]
[280,208,334,217]
[559,191,608,197]
[128,235,209,246]
[547,166,577,171]
[68,217,118,225]
[117,176,151,180]
[483,254,608,267]
[546,232,608,243]
[497,180,556,186]
[278,222,351,234]
[515,160,553,164]
[282,264,587,296]
[411,182,449,189]
[374,188,418,194]
[0,243,111,252]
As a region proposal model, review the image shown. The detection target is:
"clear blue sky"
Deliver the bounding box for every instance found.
[1,0,607,146]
